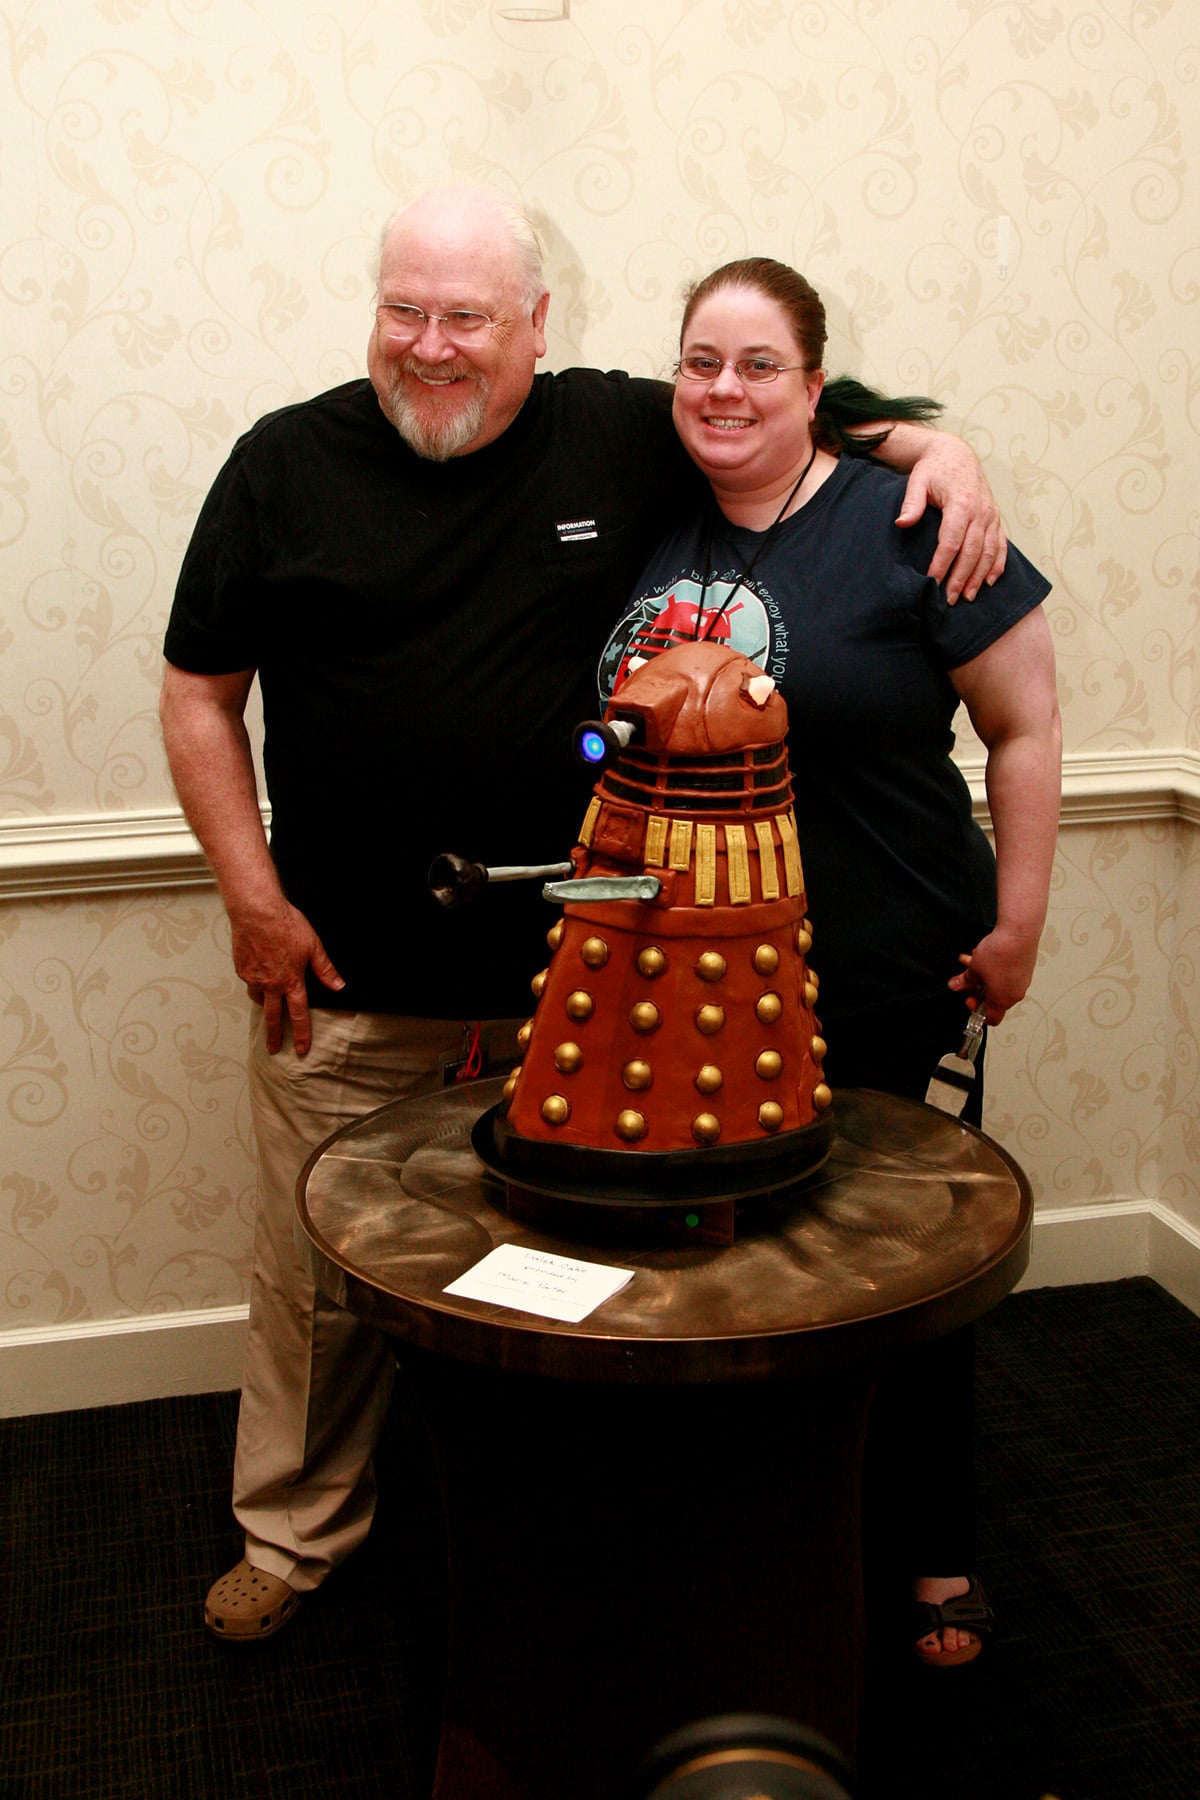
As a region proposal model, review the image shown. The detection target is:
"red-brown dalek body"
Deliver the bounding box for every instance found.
[495,639,833,1194]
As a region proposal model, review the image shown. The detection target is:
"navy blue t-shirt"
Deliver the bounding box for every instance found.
[598,456,1051,1024]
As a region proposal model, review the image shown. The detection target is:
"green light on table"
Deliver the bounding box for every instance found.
[685,1212,700,1227]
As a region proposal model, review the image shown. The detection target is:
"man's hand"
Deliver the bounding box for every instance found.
[895,433,1008,604]
[231,900,344,1056]
[159,662,346,1056]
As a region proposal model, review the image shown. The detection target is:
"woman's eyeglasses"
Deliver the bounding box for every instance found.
[674,355,806,385]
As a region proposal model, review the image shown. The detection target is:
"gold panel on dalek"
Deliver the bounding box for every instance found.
[429,639,834,1245]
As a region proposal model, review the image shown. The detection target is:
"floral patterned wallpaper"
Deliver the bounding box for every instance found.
[1,0,1197,1334]
[1,889,253,1325]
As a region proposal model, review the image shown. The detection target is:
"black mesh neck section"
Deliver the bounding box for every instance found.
[597,742,793,816]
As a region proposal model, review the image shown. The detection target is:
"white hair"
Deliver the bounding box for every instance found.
[373,186,548,307]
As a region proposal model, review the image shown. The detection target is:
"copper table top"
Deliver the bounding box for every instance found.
[297,1081,1032,1383]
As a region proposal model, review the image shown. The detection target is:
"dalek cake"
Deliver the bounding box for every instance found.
[439,639,833,1240]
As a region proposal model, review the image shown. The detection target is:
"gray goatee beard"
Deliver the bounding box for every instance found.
[384,369,488,461]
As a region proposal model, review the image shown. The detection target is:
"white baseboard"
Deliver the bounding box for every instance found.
[1147,1208,1200,1317]
[0,1306,248,1419]
[1018,1200,1200,1316]
[2,1203,1197,1418]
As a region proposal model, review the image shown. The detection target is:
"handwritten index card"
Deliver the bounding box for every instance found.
[444,1243,635,1324]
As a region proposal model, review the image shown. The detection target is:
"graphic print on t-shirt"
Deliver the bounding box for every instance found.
[597,576,773,705]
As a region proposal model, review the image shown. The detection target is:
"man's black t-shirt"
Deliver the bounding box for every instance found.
[165,369,698,1016]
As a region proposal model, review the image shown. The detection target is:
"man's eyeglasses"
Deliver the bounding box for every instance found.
[674,355,806,385]
[377,303,499,342]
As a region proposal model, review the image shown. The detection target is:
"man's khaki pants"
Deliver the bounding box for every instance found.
[232,1007,519,1591]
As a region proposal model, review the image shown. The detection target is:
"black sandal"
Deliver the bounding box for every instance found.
[912,1574,993,1667]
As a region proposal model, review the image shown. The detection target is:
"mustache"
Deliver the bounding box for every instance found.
[399,355,476,383]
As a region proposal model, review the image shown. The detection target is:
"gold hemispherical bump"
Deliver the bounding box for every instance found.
[630,1001,661,1034]
[755,1050,783,1080]
[554,1041,584,1074]
[581,935,610,969]
[502,1072,519,1101]
[636,945,668,978]
[813,1083,833,1111]
[695,1004,726,1036]
[622,1059,653,1091]
[758,1101,784,1132]
[753,944,780,975]
[540,1094,571,1126]
[795,926,813,954]
[811,1035,827,1063]
[517,1020,534,1049]
[804,982,819,1008]
[691,1112,721,1145]
[546,918,565,951]
[615,1109,647,1142]
[695,1064,724,1095]
[566,990,594,1021]
[531,968,549,999]
[756,992,783,1025]
[695,951,727,983]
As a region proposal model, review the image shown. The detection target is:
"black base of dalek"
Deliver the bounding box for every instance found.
[471,1104,834,1246]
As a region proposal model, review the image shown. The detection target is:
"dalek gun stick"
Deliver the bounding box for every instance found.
[428,851,574,910]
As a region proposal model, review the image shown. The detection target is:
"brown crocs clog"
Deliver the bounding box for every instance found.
[205,1560,300,1642]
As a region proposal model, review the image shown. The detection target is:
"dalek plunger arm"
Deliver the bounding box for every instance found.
[430,712,650,910]
[428,852,574,910]
[429,853,662,910]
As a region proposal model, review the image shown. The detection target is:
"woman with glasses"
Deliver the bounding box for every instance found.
[597,258,1061,1668]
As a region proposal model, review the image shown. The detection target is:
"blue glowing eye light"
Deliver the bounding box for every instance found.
[580,730,608,764]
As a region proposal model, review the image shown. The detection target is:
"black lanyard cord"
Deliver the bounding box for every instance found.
[693,443,818,642]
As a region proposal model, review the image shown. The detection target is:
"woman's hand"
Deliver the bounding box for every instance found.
[950,937,1039,1026]
[950,609,1062,1028]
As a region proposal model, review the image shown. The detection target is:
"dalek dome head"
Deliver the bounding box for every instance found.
[608,639,786,758]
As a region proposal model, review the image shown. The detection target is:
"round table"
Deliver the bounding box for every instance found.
[298,1081,1031,1798]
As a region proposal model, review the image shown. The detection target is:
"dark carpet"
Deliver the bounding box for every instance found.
[861,1275,1200,1799]
[2,1277,1197,1799]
